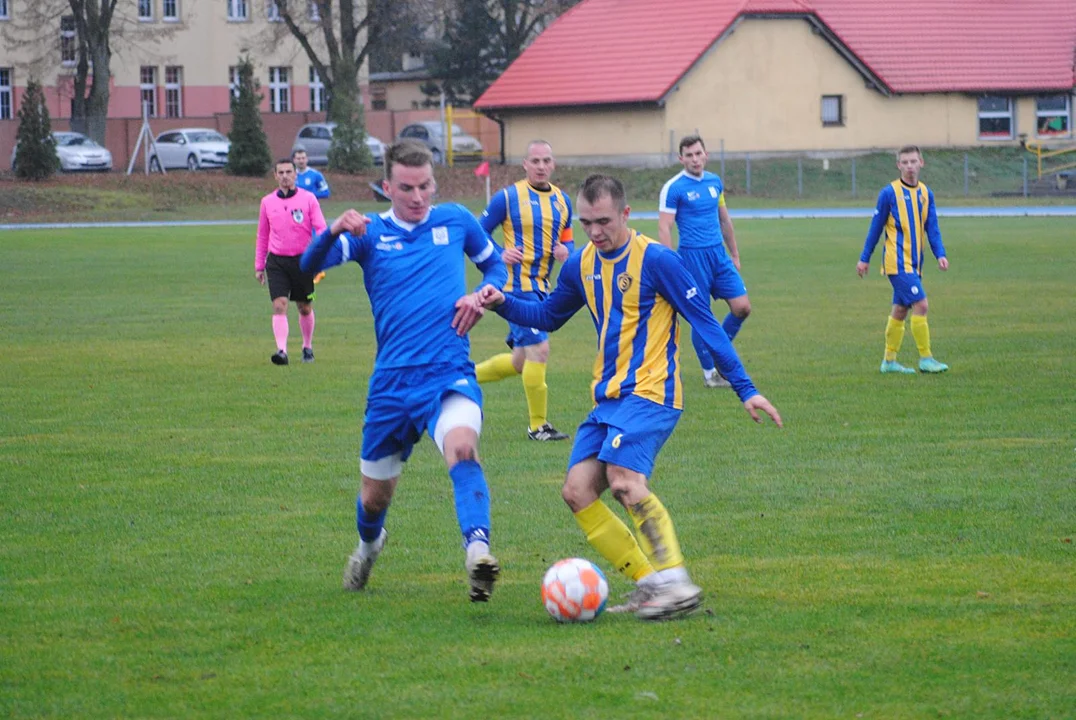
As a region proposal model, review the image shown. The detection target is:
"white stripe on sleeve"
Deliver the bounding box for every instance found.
[469,239,495,264]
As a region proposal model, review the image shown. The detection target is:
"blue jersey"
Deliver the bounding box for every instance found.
[496,230,758,409]
[296,168,330,199]
[301,204,507,369]
[860,180,945,276]
[480,180,575,294]
[659,170,727,251]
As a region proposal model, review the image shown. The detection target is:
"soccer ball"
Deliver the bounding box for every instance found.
[541,558,609,623]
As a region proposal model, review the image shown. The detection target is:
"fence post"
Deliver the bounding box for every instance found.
[669,130,675,165]
[797,157,803,197]
[745,153,751,195]
[963,153,969,196]
[1023,157,1029,198]
[851,157,857,199]
[720,139,726,179]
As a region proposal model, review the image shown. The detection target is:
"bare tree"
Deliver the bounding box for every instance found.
[1,1,176,144]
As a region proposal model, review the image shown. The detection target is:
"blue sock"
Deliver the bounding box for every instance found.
[722,312,745,342]
[356,497,387,542]
[449,460,491,547]
[690,325,715,372]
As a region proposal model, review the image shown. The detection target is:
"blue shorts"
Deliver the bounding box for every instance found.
[361,363,483,463]
[504,290,549,349]
[567,395,682,477]
[680,246,747,301]
[888,273,927,307]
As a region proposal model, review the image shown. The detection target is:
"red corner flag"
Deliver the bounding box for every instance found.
[474,161,490,177]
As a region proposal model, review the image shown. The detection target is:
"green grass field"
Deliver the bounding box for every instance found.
[1,217,1074,718]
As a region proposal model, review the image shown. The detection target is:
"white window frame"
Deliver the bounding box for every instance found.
[227,0,248,21]
[60,15,76,66]
[162,0,179,22]
[267,1,281,22]
[165,65,182,118]
[821,94,843,127]
[138,0,153,21]
[268,66,290,113]
[977,96,1014,140]
[308,1,321,22]
[0,68,12,121]
[228,66,240,100]
[1,0,11,20]
[1035,95,1071,139]
[309,67,325,112]
[140,66,158,118]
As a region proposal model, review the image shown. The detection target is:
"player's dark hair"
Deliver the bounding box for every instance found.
[679,134,706,154]
[579,174,627,212]
[275,158,295,171]
[385,140,433,180]
[897,145,922,159]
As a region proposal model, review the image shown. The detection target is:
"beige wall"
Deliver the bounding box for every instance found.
[500,107,668,164]
[372,79,432,112]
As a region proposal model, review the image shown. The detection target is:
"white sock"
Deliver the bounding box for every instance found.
[702,368,717,380]
[655,566,691,585]
[466,540,490,560]
[358,535,382,560]
[637,573,665,589]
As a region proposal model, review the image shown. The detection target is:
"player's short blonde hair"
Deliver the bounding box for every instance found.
[385,140,433,180]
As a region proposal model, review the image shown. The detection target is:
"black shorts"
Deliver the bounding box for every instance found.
[266,252,316,303]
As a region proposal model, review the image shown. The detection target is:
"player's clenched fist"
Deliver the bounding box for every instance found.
[476,284,505,309]
[330,209,368,236]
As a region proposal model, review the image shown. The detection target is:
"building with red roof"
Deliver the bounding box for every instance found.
[474,0,1076,163]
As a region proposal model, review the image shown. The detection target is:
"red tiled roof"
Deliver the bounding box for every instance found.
[475,0,1076,110]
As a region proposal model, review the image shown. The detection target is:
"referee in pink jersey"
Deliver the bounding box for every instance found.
[255,158,328,365]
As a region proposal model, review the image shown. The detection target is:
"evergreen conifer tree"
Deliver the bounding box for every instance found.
[327,76,372,174]
[14,79,59,181]
[226,57,272,177]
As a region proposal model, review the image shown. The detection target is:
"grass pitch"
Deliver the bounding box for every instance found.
[1,217,1073,718]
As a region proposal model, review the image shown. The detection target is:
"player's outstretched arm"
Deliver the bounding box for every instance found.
[744,394,783,427]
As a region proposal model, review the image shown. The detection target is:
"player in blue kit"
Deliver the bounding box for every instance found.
[292,147,330,199]
[658,135,750,389]
[300,140,508,602]
[858,145,950,374]
[475,175,783,621]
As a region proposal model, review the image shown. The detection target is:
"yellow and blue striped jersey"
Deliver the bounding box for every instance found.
[480,180,575,293]
[495,230,759,409]
[860,180,946,275]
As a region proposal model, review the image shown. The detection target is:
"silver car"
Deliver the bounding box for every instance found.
[294,122,385,166]
[397,121,483,163]
[149,128,230,171]
[10,131,113,172]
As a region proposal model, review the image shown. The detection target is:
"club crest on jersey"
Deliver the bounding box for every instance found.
[291,208,305,224]
[616,272,633,292]
[432,227,449,245]
[709,186,718,198]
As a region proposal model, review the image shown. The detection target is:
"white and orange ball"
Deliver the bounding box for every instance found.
[541,558,609,623]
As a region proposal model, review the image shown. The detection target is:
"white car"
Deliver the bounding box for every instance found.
[10,131,113,172]
[149,128,230,171]
[294,122,385,166]
[397,121,483,163]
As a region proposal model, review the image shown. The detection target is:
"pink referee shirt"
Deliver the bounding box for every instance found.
[254,188,328,271]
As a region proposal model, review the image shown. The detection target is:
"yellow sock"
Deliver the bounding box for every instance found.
[475,353,517,384]
[521,360,548,431]
[574,499,655,583]
[626,493,685,571]
[884,316,906,362]
[910,315,932,358]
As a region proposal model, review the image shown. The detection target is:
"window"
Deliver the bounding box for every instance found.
[309,67,325,112]
[821,95,843,126]
[0,68,12,120]
[267,1,281,22]
[227,0,248,20]
[1036,95,1071,138]
[308,1,321,21]
[165,66,182,118]
[140,66,158,117]
[138,0,153,21]
[228,66,241,100]
[1,0,11,20]
[60,15,76,66]
[163,0,178,21]
[268,66,289,112]
[370,86,387,111]
[977,96,1014,139]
